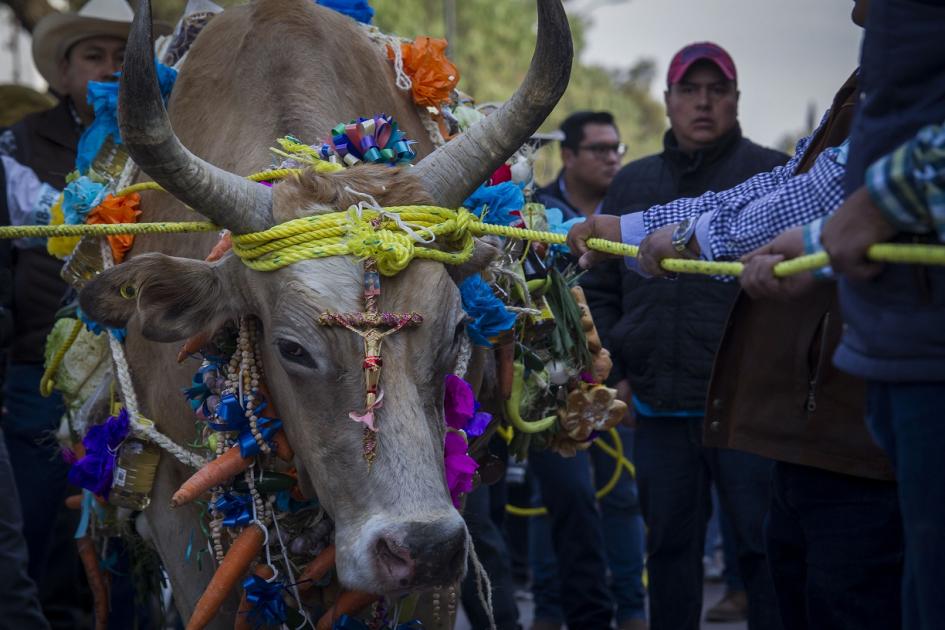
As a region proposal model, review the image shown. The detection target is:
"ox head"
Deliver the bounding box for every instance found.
[79,0,571,595]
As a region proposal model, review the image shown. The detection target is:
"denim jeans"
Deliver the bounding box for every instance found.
[634,415,780,630]
[765,461,902,630]
[528,446,613,628]
[0,362,68,583]
[867,381,945,630]
[529,426,647,625]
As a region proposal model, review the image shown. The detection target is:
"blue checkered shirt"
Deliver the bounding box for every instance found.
[625,112,850,262]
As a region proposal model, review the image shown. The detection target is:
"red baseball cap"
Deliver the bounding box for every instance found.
[667,42,737,86]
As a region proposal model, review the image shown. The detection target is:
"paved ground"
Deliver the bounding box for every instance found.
[455,580,748,630]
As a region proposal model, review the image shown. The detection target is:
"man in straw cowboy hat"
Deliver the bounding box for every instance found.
[0,0,167,625]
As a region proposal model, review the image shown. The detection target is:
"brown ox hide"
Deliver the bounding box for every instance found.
[78,0,572,625]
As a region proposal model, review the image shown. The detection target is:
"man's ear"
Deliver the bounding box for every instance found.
[446,236,501,285]
[78,253,242,342]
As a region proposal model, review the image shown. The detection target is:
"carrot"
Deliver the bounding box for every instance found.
[297,544,336,593]
[171,445,252,507]
[177,330,212,363]
[206,231,232,263]
[65,494,83,510]
[188,524,265,630]
[77,536,109,630]
[316,590,379,630]
[233,563,274,630]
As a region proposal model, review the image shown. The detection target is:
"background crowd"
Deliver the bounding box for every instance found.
[2,0,944,629]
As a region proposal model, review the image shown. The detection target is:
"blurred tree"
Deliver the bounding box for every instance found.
[3,0,666,177]
[374,0,665,180]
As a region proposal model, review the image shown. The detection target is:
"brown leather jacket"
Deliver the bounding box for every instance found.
[703,73,895,481]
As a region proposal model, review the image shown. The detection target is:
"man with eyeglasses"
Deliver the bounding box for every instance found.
[534,110,625,219]
[580,42,788,630]
[529,111,647,630]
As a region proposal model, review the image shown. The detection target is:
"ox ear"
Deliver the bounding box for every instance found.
[447,237,501,285]
[79,253,241,342]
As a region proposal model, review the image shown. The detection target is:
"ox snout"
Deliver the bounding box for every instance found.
[373,517,468,590]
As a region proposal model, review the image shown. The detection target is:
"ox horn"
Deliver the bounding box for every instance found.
[120,0,274,234]
[415,0,573,209]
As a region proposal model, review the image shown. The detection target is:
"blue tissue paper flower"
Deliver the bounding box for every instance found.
[459,273,516,347]
[77,61,178,173]
[317,0,374,23]
[62,176,107,225]
[545,206,586,254]
[462,181,525,226]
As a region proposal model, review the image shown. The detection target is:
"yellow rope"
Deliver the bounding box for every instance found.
[0,222,218,239]
[3,165,945,277]
[505,427,630,517]
[40,319,84,397]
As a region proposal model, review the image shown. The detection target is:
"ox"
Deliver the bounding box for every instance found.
[78,0,571,625]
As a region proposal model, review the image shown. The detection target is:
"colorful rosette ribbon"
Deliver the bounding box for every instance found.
[319,115,416,166]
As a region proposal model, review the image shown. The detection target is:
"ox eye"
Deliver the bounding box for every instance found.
[277,339,316,368]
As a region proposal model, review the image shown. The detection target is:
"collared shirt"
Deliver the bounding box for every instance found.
[620,111,851,264]
[867,121,945,242]
[1,156,59,250]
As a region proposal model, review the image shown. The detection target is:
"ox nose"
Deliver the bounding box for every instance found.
[374,518,467,589]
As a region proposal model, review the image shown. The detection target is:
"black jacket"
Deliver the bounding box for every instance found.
[2,100,80,363]
[582,126,788,413]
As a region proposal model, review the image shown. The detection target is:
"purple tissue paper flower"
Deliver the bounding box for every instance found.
[67,408,130,499]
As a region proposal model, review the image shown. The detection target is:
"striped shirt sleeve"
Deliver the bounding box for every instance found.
[867,122,945,242]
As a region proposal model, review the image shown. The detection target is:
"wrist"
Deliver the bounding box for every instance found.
[671,217,697,255]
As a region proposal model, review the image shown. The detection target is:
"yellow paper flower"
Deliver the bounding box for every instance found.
[46,193,80,258]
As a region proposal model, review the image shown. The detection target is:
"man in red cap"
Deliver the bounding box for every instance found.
[580,41,788,630]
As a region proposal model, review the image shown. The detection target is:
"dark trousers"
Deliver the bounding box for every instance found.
[867,381,945,630]
[765,461,903,630]
[1,362,69,583]
[461,478,520,630]
[529,426,646,625]
[634,415,781,630]
[0,427,50,629]
[529,446,613,628]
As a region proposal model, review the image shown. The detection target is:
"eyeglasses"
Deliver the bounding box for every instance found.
[577,142,627,159]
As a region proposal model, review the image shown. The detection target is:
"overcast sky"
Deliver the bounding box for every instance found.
[578,0,863,148]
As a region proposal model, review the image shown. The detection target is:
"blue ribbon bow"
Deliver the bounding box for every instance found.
[237,416,283,458]
[212,492,254,528]
[332,614,423,629]
[241,574,287,628]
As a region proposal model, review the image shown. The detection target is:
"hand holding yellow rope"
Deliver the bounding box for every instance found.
[1,166,944,277]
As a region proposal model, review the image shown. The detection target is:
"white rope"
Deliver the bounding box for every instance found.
[420,108,447,148]
[466,531,495,630]
[505,305,542,316]
[99,239,208,469]
[452,332,472,379]
[362,26,413,92]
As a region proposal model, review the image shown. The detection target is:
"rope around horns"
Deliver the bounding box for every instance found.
[1,167,944,276]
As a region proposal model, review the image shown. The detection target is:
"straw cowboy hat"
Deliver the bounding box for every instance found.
[31,0,171,95]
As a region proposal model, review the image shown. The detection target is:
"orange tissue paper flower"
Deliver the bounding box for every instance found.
[86,193,142,263]
[388,36,460,107]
